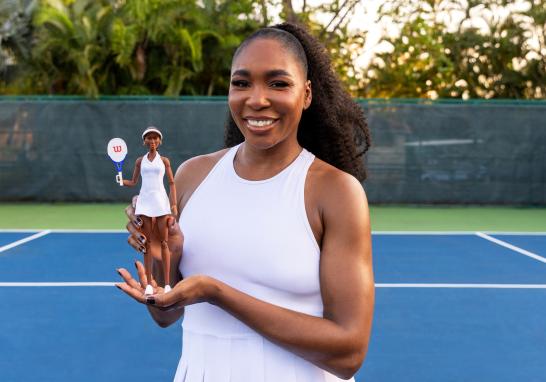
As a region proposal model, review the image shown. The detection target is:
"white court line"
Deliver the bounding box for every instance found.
[0,229,125,233]
[0,282,545,289]
[374,231,546,235]
[0,230,51,254]
[0,282,115,287]
[373,231,474,235]
[476,231,546,264]
[488,232,546,236]
[376,283,546,289]
[1,229,546,235]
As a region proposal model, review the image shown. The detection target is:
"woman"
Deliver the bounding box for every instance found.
[116,22,374,381]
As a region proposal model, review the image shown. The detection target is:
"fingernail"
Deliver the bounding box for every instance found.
[115,284,122,290]
[136,217,143,225]
[134,261,138,270]
[139,235,146,244]
[146,296,156,305]
[116,269,122,276]
[140,247,146,254]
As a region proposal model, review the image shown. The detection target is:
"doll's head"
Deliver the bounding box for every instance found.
[142,126,162,140]
[142,126,162,150]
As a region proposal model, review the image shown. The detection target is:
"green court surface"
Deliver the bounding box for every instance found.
[0,203,544,231]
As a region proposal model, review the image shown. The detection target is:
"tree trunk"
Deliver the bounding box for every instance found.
[259,0,268,26]
[136,44,146,81]
[282,0,298,23]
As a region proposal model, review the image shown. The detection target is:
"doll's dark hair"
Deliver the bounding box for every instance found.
[224,22,371,181]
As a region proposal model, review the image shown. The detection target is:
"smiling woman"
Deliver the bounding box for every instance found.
[117,22,374,382]
[225,24,371,181]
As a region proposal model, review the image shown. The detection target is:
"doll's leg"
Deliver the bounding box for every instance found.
[157,215,171,292]
[140,215,155,295]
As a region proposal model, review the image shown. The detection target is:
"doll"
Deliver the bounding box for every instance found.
[121,127,177,295]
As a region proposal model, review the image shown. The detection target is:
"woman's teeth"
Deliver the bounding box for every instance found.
[247,119,275,127]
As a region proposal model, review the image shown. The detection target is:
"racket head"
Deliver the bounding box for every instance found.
[107,138,128,163]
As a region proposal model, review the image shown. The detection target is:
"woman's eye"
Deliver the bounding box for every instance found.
[231,80,249,88]
[270,81,289,88]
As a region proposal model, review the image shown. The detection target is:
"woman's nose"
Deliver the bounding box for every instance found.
[246,86,271,109]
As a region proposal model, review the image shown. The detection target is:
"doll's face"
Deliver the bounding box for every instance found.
[143,132,161,150]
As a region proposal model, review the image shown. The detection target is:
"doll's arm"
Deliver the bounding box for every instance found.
[122,157,142,187]
[163,157,178,217]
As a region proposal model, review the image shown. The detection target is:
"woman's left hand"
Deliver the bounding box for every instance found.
[116,261,218,309]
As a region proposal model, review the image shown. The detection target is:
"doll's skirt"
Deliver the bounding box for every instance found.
[135,189,170,217]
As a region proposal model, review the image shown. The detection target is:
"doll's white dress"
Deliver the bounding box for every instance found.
[135,153,171,217]
[175,144,355,382]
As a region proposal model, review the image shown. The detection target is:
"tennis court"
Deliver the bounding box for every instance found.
[1,218,545,382]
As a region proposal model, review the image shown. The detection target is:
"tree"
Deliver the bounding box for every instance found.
[1,0,372,97]
[29,0,113,96]
[1,0,263,96]
[364,16,455,98]
[364,0,546,99]
[0,0,35,92]
[284,0,368,95]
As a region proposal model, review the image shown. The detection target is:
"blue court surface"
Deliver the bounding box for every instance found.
[0,230,545,382]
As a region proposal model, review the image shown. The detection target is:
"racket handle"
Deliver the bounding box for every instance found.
[116,172,123,186]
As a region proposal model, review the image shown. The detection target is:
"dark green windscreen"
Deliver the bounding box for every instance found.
[0,98,544,204]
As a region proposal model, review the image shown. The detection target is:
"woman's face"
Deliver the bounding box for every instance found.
[144,132,161,151]
[228,38,311,150]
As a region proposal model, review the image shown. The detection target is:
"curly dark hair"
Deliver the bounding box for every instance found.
[224,22,371,181]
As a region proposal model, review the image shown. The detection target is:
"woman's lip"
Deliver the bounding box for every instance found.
[243,117,279,120]
[244,118,279,133]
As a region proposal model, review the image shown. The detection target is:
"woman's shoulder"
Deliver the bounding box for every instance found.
[309,158,363,192]
[175,148,230,178]
[174,148,231,210]
[307,157,367,212]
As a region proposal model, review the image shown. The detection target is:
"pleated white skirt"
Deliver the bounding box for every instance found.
[173,329,355,382]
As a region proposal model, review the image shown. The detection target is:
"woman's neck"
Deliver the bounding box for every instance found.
[235,139,302,180]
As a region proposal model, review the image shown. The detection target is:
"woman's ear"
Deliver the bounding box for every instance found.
[304,80,312,110]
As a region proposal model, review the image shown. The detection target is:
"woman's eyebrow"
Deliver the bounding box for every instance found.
[231,69,292,78]
[232,69,250,77]
[265,69,292,78]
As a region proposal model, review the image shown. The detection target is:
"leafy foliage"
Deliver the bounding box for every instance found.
[364,0,546,99]
[1,0,544,98]
[294,0,368,95]
[1,0,261,96]
[0,0,35,89]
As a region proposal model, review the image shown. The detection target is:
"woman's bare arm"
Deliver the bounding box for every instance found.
[122,157,142,187]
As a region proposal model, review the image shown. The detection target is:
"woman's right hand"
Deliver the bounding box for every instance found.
[125,195,184,264]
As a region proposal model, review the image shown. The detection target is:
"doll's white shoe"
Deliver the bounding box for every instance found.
[144,284,154,295]
[164,285,172,293]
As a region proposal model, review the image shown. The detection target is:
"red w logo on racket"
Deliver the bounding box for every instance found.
[113,145,122,153]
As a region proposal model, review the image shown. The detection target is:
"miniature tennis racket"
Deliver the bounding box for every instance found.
[107,138,128,186]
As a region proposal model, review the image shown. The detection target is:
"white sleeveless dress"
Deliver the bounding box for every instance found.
[135,153,171,217]
[176,144,355,382]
